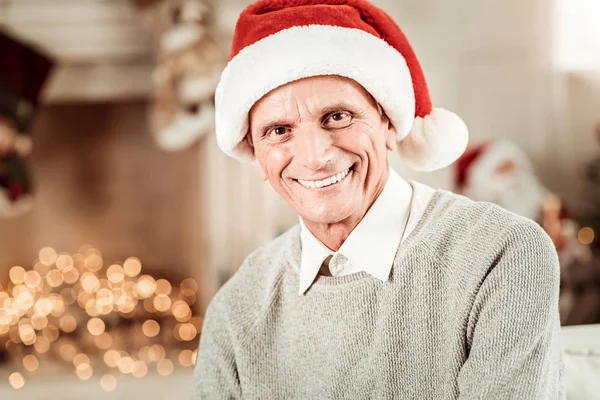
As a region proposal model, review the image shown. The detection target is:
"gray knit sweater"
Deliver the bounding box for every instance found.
[193,189,565,399]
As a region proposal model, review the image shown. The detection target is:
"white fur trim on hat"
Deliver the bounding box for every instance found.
[215,25,415,163]
[397,108,469,172]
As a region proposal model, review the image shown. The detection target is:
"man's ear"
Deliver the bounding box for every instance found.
[384,116,398,152]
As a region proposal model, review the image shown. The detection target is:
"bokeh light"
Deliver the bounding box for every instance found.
[100,374,117,392]
[8,372,25,389]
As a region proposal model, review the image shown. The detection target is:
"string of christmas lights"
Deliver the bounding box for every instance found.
[0,245,202,392]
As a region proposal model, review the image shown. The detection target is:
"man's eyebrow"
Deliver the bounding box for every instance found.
[253,102,360,135]
[318,102,359,117]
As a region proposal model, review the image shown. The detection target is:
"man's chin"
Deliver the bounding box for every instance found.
[298,207,352,226]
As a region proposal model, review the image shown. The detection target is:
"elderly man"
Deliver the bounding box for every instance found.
[193,0,564,398]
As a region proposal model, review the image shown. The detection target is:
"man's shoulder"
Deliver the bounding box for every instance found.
[425,189,554,262]
[203,224,300,336]
[433,189,544,237]
[426,190,557,280]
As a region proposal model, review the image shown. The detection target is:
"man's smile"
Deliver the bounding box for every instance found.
[295,165,354,189]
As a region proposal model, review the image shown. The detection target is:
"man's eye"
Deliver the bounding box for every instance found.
[273,127,287,135]
[331,112,349,121]
[325,112,352,127]
[266,126,289,137]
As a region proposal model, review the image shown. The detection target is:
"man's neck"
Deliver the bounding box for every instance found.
[302,171,389,251]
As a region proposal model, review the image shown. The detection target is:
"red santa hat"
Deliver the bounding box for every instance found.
[215,0,469,172]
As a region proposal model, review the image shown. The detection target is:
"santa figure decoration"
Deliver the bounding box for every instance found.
[135,0,225,151]
[454,140,553,222]
[0,30,54,218]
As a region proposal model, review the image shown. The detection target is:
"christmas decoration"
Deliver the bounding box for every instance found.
[0,30,54,218]
[454,139,600,325]
[0,245,202,391]
[135,0,224,151]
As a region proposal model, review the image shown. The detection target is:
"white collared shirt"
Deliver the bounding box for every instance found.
[298,168,435,295]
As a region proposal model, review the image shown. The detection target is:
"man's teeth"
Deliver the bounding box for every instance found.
[297,168,351,189]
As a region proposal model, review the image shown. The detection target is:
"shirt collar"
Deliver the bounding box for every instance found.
[298,168,413,295]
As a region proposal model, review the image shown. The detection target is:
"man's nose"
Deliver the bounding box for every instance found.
[293,127,333,170]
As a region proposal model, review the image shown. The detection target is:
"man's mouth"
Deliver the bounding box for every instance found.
[296,165,353,189]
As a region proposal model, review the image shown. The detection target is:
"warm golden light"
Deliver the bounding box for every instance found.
[192,349,198,365]
[19,324,36,344]
[179,323,197,341]
[142,319,160,338]
[153,294,172,313]
[117,356,135,374]
[155,279,172,295]
[157,359,174,376]
[9,266,26,285]
[578,227,595,245]
[2,245,204,384]
[62,267,80,285]
[136,275,157,298]
[24,270,42,289]
[118,297,136,314]
[76,364,93,380]
[104,350,120,368]
[59,343,77,362]
[180,278,199,296]
[94,332,113,349]
[87,318,106,336]
[23,354,39,372]
[60,315,77,333]
[148,344,166,362]
[31,314,48,330]
[50,294,65,317]
[123,257,142,277]
[42,325,60,342]
[8,372,25,389]
[107,264,125,283]
[0,291,10,308]
[132,360,148,378]
[100,374,117,392]
[46,269,64,287]
[33,336,50,354]
[55,254,74,271]
[80,273,100,293]
[34,297,53,316]
[178,349,194,367]
[96,288,114,307]
[85,253,103,272]
[172,301,192,322]
[39,247,57,266]
[73,353,91,369]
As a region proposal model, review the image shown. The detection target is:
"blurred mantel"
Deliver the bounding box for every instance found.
[0,0,241,104]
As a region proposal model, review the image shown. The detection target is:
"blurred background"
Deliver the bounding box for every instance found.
[0,0,599,398]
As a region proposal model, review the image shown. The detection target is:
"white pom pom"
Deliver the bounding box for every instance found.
[397,108,469,172]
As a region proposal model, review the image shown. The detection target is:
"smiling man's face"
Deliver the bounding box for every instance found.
[248,75,397,226]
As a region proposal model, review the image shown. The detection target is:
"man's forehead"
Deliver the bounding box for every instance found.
[251,75,374,117]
